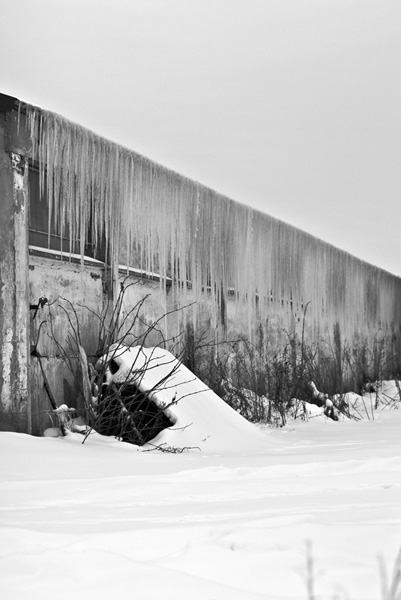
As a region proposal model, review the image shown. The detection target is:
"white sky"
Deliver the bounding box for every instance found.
[1,0,400,275]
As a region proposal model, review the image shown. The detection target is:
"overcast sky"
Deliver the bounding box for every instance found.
[1,0,400,275]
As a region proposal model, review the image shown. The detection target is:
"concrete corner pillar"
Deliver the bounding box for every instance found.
[0,99,31,432]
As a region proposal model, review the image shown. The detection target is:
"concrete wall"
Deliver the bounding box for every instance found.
[1,93,401,435]
[29,254,104,434]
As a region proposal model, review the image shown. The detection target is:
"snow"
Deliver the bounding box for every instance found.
[1,385,401,599]
[95,344,269,453]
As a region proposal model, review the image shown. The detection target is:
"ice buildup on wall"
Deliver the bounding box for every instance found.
[25,103,401,343]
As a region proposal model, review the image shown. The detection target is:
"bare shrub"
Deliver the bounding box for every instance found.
[181,320,401,425]
[34,281,195,444]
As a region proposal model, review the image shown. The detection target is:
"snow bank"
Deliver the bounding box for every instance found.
[95,344,269,453]
[0,407,400,600]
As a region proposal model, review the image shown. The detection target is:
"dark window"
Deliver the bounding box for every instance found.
[29,165,104,260]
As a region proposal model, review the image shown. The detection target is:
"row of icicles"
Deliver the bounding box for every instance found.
[24,102,401,341]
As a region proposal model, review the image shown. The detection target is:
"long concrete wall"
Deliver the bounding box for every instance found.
[1,93,401,434]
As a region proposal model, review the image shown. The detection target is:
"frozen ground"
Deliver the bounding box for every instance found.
[0,386,400,599]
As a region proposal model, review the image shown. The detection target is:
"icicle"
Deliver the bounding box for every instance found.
[24,102,401,349]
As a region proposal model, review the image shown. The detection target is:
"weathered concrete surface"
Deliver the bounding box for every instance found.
[29,256,104,435]
[116,273,170,347]
[0,110,30,432]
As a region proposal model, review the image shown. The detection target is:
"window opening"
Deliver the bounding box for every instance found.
[28,164,104,261]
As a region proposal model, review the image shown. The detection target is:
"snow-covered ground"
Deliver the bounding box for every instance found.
[1,384,400,599]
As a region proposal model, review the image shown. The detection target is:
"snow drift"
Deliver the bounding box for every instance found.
[93,343,268,453]
[0,404,400,600]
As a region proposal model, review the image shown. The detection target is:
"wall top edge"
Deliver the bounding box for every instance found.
[0,93,20,113]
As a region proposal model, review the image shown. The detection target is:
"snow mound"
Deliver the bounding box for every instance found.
[95,344,269,454]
